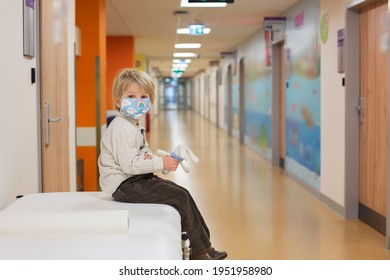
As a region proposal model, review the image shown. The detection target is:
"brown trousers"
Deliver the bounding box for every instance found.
[112,173,211,256]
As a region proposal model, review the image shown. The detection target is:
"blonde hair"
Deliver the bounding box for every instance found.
[112,68,155,111]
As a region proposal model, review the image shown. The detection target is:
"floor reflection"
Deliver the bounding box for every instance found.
[148,110,390,260]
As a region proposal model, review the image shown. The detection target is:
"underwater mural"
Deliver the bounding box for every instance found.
[284,0,321,189]
[223,0,321,190]
[241,29,273,159]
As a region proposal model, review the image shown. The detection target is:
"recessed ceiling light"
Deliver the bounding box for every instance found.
[172,63,188,68]
[175,43,201,49]
[172,67,188,72]
[173,59,192,64]
[180,0,227,8]
[173,52,199,58]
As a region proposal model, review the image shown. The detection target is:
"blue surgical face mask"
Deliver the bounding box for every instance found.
[120,98,151,120]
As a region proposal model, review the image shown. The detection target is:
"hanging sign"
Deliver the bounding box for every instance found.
[264,17,286,32]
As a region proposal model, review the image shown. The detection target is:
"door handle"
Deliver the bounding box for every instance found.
[44,102,61,145]
[356,96,363,124]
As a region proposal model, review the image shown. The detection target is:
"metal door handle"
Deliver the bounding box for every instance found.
[44,102,61,145]
[49,117,61,122]
[356,97,363,124]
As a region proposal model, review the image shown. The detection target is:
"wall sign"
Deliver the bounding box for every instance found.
[320,14,329,44]
[23,0,35,57]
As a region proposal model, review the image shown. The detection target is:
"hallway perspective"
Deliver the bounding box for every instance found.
[148,110,390,260]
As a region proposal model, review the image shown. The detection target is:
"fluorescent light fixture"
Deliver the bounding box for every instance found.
[173,59,192,63]
[175,43,201,49]
[172,62,189,66]
[180,0,227,7]
[172,68,187,72]
[173,52,199,58]
[172,64,188,70]
[177,27,211,35]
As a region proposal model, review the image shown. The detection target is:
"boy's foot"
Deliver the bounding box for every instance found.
[208,247,228,260]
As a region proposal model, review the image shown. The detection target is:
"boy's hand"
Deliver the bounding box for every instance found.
[163,156,179,171]
[144,153,153,160]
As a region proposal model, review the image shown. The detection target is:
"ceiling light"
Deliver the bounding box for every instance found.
[174,52,199,58]
[172,64,188,69]
[180,0,227,8]
[172,68,187,72]
[177,28,211,35]
[172,62,189,67]
[173,59,192,64]
[175,43,201,49]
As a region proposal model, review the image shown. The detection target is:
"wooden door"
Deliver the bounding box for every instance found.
[279,42,286,168]
[40,0,70,192]
[359,0,388,233]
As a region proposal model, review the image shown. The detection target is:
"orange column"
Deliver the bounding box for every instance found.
[106,36,135,110]
[75,0,106,191]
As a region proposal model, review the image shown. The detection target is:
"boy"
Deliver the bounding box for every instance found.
[98,68,227,260]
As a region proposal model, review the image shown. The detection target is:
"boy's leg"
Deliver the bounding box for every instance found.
[113,174,211,256]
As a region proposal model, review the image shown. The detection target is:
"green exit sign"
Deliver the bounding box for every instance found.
[188,0,234,3]
[189,24,205,35]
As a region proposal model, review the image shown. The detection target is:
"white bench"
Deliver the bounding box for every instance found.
[0,192,183,260]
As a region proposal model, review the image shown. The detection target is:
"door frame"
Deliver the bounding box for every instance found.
[216,68,220,127]
[227,65,233,137]
[37,0,76,193]
[271,36,285,167]
[239,58,245,144]
[36,0,43,193]
[345,0,390,248]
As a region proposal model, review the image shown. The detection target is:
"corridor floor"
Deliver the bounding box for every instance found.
[148,110,390,260]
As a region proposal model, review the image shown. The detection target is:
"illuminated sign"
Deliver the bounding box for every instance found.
[188,24,205,35]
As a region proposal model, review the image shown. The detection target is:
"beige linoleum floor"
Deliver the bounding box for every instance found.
[148,109,390,260]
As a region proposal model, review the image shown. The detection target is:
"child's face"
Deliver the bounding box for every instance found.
[115,82,150,110]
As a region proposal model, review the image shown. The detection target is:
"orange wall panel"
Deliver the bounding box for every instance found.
[75,33,98,127]
[99,0,107,125]
[77,146,98,191]
[106,36,135,110]
[75,0,106,192]
[76,0,106,127]
[76,0,100,127]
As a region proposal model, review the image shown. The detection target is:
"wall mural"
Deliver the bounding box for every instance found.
[235,30,273,159]
[223,0,321,190]
[284,0,321,189]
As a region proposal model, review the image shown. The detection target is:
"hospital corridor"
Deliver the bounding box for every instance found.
[3,0,390,266]
[148,109,390,260]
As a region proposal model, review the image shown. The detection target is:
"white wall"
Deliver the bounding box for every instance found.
[217,57,235,132]
[0,0,39,209]
[193,75,201,113]
[0,0,76,209]
[198,73,205,117]
[218,80,225,129]
[208,66,218,125]
[320,0,350,206]
[195,68,219,123]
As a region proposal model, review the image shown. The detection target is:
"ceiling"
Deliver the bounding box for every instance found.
[106,0,298,78]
